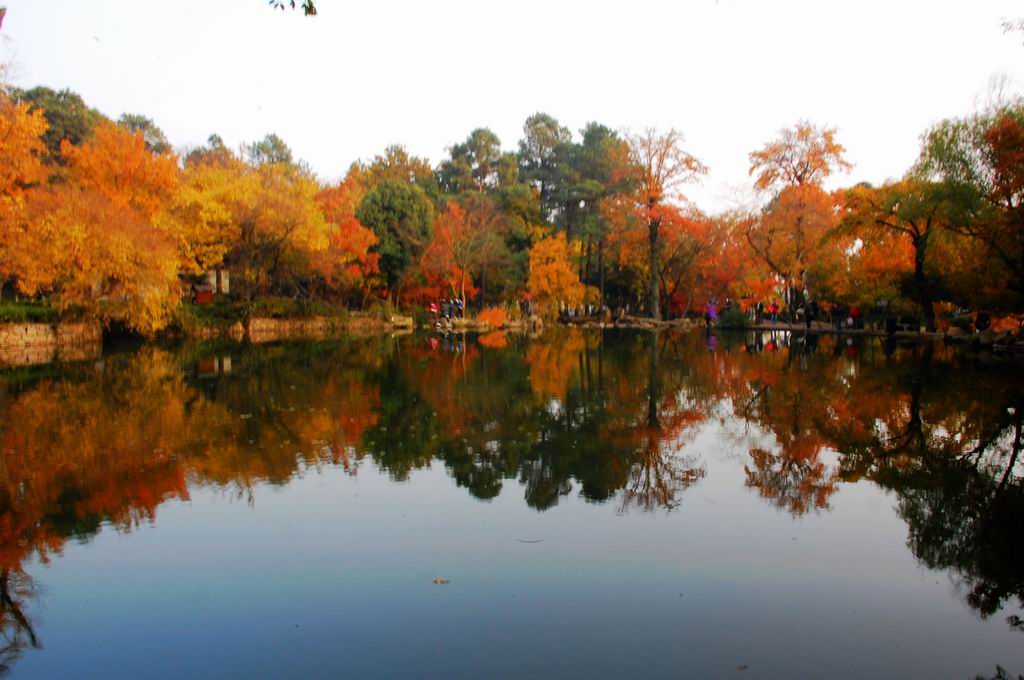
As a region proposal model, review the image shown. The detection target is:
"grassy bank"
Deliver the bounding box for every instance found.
[0,301,58,324]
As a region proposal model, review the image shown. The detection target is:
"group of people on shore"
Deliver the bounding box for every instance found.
[704,296,869,332]
[704,297,785,329]
[428,298,464,330]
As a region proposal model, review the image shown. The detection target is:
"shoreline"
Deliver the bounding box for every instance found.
[2,313,1021,370]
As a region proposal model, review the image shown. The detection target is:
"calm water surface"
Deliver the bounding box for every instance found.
[0,329,1021,679]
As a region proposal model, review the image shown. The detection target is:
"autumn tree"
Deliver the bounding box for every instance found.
[315,178,379,304]
[17,121,182,332]
[230,162,329,298]
[464,193,514,305]
[749,184,844,305]
[605,198,708,317]
[527,232,584,315]
[421,197,505,308]
[749,122,851,191]
[61,120,179,215]
[162,156,254,275]
[0,94,49,296]
[625,128,707,320]
[916,101,1024,311]
[818,214,912,311]
[746,121,851,306]
[656,208,711,316]
[167,146,330,300]
[698,212,774,310]
[840,179,970,330]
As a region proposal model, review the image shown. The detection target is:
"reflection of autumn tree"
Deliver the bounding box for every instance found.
[603,333,707,512]
[687,334,844,514]
[0,340,391,574]
[821,343,1005,480]
[704,330,1024,628]
[405,328,709,511]
[1,325,1022,679]
[525,327,587,400]
[186,340,386,487]
[892,453,1024,632]
[521,330,647,509]
[744,443,836,515]
[398,337,508,495]
[0,349,201,673]
[0,349,194,569]
[823,348,1024,631]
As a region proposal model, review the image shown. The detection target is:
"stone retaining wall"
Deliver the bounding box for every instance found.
[0,322,102,367]
[187,322,245,342]
[246,315,413,343]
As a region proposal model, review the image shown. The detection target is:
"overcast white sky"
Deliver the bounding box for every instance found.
[3,0,1022,212]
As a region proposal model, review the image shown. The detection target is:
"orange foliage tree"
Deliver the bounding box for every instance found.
[17,122,182,332]
[421,200,480,306]
[840,179,966,330]
[696,212,775,310]
[624,128,707,319]
[420,196,508,310]
[315,178,379,305]
[605,198,709,317]
[527,232,584,315]
[746,121,851,307]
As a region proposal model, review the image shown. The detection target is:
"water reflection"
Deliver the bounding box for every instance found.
[0,329,1021,673]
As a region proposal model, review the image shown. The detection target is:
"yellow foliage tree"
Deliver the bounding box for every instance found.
[233,163,329,297]
[0,95,50,294]
[163,158,330,297]
[527,232,584,314]
[160,158,255,274]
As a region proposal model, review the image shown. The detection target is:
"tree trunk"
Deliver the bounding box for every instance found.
[648,214,661,321]
[460,271,466,316]
[598,240,605,308]
[584,238,592,289]
[913,236,935,332]
[647,332,660,429]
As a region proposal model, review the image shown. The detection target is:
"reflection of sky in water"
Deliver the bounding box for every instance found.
[19,454,1019,679]
[0,330,1022,679]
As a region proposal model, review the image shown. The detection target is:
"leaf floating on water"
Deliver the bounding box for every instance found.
[432,577,449,585]
[737,664,749,672]
[515,539,543,543]
[240,414,253,419]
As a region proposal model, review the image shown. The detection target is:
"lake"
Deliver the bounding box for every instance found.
[0,329,1021,679]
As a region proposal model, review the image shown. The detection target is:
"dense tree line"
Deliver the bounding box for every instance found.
[1,83,1022,332]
